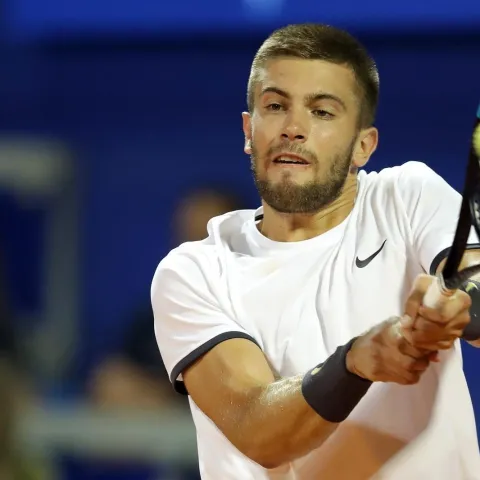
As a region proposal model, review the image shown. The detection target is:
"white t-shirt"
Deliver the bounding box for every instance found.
[151,161,480,479]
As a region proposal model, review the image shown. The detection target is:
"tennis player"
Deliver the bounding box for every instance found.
[151,24,480,479]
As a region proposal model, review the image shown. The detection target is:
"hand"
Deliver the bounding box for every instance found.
[401,274,472,351]
[346,317,433,385]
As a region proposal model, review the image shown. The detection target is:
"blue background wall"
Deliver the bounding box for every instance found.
[1,2,480,419]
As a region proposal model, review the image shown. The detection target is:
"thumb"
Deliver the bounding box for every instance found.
[399,315,414,343]
[404,274,436,323]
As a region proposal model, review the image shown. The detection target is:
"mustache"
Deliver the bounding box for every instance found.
[266,143,317,164]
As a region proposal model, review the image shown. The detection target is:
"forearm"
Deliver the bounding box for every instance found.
[227,340,371,469]
[238,375,337,468]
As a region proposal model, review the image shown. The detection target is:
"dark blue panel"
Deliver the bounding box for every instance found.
[6,0,480,41]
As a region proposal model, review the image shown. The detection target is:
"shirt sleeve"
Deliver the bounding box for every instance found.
[151,247,259,395]
[396,161,480,274]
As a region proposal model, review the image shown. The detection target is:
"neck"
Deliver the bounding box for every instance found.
[258,173,358,242]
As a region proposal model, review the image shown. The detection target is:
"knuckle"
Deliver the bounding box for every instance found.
[415,273,431,284]
[437,340,454,350]
[414,274,434,291]
[410,331,426,346]
[440,311,451,323]
[417,359,429,371]
[407,373,421,385]
[402,356,416,371]
[459,312,471,327]
[404,298,420,315]
[457,288,472,303]
[371,363,382,377]
[405,296,420,309]
[396,337,408,353]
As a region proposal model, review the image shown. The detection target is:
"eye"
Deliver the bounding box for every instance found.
[312,109,334,119]
[266,103,284,112]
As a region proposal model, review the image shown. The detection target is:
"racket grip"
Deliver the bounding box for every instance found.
[423,275,454,308]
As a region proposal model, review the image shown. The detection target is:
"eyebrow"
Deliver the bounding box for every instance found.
[261,86,347,111]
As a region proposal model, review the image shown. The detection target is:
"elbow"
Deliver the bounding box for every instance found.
[234,437,283,470]
[238,424,339,469]
[239,436,303,470]
[244,448,283,470]
[257,460,283,470]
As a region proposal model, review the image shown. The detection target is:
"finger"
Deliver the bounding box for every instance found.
[383,369,422,385]
[394,319,428,357]
[418,292,471,324]
[416,306,445,324]
[449,310,471,332]
[382,320,431,384]
[439,290,472,320]
[399,318,450,357]
[401,315,415,329]
[375,333,421,383]
[412,334,456,350]
[396,334,430,358]
[411,336,456,351]
[413,311,470,344]
[404,274,435,321]
[429,351,440,362]
[399,315,415,344]
[412,317,456,339]
[412,360,431,371]
[378,364,422,385]
[406,355,430,372]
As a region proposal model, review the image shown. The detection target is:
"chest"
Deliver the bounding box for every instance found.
[221,234,421,377]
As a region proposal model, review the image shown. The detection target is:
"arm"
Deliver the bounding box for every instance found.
[182,322,429,469]
[183,338,338,469]
[151,251,339,468]
[153,248,430,469]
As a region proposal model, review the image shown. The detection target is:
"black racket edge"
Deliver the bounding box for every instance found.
[442,103,480,291]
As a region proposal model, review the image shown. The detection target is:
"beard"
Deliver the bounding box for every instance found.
[250,140,356,214]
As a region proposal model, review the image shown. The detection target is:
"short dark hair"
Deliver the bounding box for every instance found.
[247,23,379,128]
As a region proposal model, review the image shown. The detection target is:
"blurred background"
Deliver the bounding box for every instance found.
[1,1,480,479]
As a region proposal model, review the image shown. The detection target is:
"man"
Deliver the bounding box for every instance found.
[151,24,480,479]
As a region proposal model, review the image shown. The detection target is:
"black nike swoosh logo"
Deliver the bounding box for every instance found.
[355,240,387,268]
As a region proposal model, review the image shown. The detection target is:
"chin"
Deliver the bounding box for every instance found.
[269,170,313,183]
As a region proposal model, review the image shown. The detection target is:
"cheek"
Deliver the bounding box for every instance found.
[252,115,278,146]
[311,123,337,141]
[311,124,352,152]
[251,132,269,156]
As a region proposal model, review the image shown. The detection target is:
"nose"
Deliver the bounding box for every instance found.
[281,112,308,143]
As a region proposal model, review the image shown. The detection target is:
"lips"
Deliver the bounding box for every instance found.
[272,154,309,165]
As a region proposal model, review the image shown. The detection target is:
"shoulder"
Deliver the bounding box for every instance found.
[151,208,255,295]
[359,161,438,190]
[358,161,452,203]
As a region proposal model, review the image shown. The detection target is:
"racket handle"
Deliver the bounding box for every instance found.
[423,275,454,308]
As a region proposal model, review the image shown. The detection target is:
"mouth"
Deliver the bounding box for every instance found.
[272,154,310,166]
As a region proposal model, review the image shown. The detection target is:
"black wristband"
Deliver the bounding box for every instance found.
[301,338,372,423]
[460,279,480,341]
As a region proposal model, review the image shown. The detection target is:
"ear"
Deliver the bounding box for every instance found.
[352,127,378,169]
[242,112,252,154]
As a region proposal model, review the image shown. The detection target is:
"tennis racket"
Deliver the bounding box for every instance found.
[423,102,480,309]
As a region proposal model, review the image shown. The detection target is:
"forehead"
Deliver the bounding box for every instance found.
[255,58,358,102]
